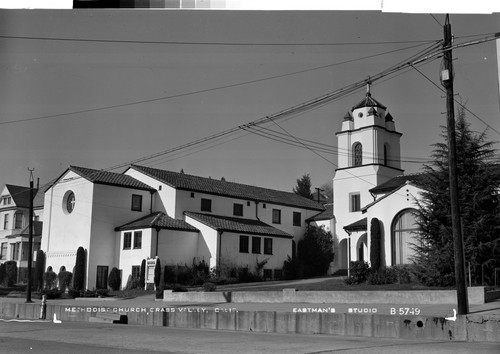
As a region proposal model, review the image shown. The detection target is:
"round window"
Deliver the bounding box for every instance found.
[64,191,75,214]
[358,112,363,118]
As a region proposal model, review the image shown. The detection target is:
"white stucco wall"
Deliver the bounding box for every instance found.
[184,215,218,269]
[117,228,153,289]
[364,183,424,267]
[156,229,200,266]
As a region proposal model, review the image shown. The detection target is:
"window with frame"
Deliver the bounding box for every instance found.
[353,142,363,167]
[123,232,132,250]
[11,242,19,260]
[0,242,7,260]
[239,235,249,253]
[264,238,273,255]
[233,203,243,216]
[350,193,361,212]
[293,212,301,226]
[14,213,23,229]
[133,231,142,249]
[201,198,212,212]
[3,214,9,230]
[2,196,11,205]
[131,194,142,211]
[251,237,261,254]
[131,265,141,279]
[272,209,281,224]
[66,191,75,214]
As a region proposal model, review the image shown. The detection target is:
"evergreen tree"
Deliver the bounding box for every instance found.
[73,247,86,291]
[34,250,45,291]
[370,218,382,270]
[415,110,500,286]
[140,259,146,288]
[293,174,313,199]
[297,225,334,277]
[154,259,161,288]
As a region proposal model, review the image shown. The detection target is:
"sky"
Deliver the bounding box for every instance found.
[0,5,499,196]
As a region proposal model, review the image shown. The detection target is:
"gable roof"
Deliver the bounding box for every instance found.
[47,166,156,192]
[369,173,429,195]
[343,217,367,232]
[4,185,33,208]
[115,212,199,232]
[306,204,334,222]
[129,165,324,211]
[184,211,293,238]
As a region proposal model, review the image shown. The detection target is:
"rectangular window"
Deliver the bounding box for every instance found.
[293,212,301,227]
[11,242,19,260]
[3,214,9,230]
[133,231,142,249]
[252,237,261,254]
[264,238,273,255]
[131,265,141,279]
[2,197,11,205]
[14,213,23,229]
[96,265,109,290]
[350,193,361,212]
[233,203,243,216]
[0,242,7,260]
[190,192,195,198]
[239,235,249,253]
[272,209,281,224]
[201,198,212,212]
[123,232,132,250]
[131,194,143,211]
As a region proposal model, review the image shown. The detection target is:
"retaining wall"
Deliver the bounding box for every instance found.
[163,287,486,305]
[1,302,498,342]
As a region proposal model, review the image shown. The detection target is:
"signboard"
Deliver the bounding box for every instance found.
[145,257,158,287]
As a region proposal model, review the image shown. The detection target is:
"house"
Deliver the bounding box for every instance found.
[40,165,325,289]
[0,184,44,282]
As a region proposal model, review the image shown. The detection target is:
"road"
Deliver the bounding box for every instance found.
[0,320,498,354]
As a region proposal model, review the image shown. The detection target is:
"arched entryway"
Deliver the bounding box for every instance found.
[391,209,420,265]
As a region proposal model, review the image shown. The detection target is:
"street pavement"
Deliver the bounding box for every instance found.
[0,320,499,354]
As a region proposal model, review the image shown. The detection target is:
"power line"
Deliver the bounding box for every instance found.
[0,41,437,127]
[0,34,439,46]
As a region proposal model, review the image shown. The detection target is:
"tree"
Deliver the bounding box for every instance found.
[415,110,500,286]
[370,218,382,270]
[296,225,334,277]
[5,261,17,287]
[154,259,161,288]
[108,267,121,291]
[140,259,146,288]
[293,174,313,199]
[34,250,45,291]
[319,181,334,202]
[73,247,86,291]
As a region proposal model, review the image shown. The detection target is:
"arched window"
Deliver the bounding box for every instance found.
[391,209,420,265]
[353,142,363,167]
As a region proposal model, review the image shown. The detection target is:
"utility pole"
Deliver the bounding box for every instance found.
[441,14,468,315]
[25,168,34,303]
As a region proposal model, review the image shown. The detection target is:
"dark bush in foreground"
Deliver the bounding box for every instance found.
[203,282,217,292]
[108,267,121,291]
[344,261,370,285]
[40,289,62,299]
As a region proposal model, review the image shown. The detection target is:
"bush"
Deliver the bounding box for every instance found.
[108,267,121,291]
[73,247,86,291]
[163,266,176,284]
[5,261,17,287]
[370,218,382,270]
[126,277,141,290]
[344,261,370,285]
[58,270,73,291]
[392,265,415,284]
[154,259,161,288]
[34,250,45,291]
[68,289,82,298]
[40,289,62,299]
[140,259,146,289]
[0,263,6,286]
[297,225,334,278]
[367,267,397,285]
[43,267,57,290]
[203,282,217,292]
[282,256,304,280]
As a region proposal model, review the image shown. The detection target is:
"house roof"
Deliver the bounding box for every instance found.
[306,204,334,222]
[115,212,199,232]
[129,165,325,211]
[343,217,367,232]
[47,166,156,192]
[369,173,429,195]
[184,211,293,238]
[352,93,387,110]
[4,185,34,208]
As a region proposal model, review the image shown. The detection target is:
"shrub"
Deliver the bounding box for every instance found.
[43,267,57,290]
[392,265,415,284]
[154,259,161,288]
[68,289,82,298]
[5,261,17,287]
[108,267,121,291]
[367,267,397,285]
[34,250,45,291]
[297,225,334,278]
[203,282,217,292]
[370,218,382,270]
[40,289,62,299]
[58,270,73,291]
[344,261,370,285]
[140,259,146,288]
[73,247,86,291]
[0,263,6,286]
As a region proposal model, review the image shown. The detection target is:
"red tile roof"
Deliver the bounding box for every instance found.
[343,217,367,232]
[115,212,199,232]
[185,211,293,238]
[130,165,324,211]
[68,166,156,192]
